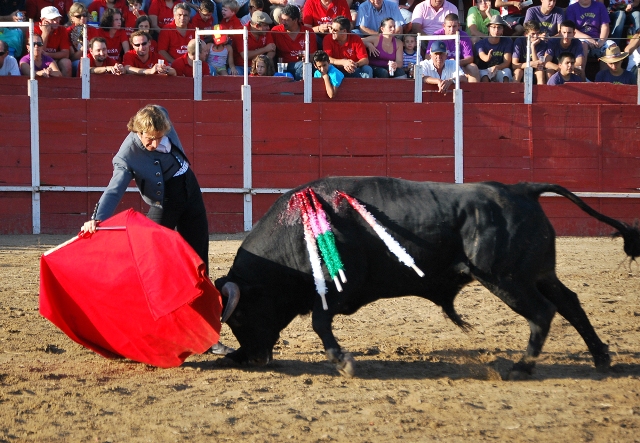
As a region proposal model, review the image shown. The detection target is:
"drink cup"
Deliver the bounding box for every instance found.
[388,60,395,76]
[277,63,285,73]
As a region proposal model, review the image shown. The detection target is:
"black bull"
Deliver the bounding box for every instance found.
[215,177,640,378]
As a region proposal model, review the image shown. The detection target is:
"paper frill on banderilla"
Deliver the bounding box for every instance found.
[289,188,347,310]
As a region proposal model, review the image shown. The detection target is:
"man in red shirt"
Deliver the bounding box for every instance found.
[323,15,371,78]
[302,0,350,46]
[35,6,72,76]
[231,11,275,75]
[189,0,216,30]
[79,36,126,75]
[171,38,211,76]
[158,3,194,63]
[271,4,317,80]
[124,30,176,74]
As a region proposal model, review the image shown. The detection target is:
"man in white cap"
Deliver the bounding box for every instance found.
[420,40,467,94]
[35,5,72,76]
[230,10,276,75]
[595,45,636,84]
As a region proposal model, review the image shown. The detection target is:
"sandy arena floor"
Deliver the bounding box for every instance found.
[0,234,639,442]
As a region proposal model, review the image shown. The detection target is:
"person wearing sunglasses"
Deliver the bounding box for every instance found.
[19,33,63,77]
[67,2,100,72]
[0,40,20,76]
[34,6,73,76]
[123,29,176,74]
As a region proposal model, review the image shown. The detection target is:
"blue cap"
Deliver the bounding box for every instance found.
[430,41,447,54]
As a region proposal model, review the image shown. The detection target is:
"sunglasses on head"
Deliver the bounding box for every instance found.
[132,41,149,47]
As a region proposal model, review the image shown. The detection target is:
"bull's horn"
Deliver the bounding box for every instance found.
[220,282,240,323]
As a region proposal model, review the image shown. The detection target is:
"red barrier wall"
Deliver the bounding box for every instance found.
[0,81,638,235]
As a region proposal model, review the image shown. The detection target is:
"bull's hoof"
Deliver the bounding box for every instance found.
[222,348,272,367]
[326,349,356,377]
[594,353,611,373]
[507,360,535,381]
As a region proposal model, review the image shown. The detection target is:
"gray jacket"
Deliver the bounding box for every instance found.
[93,124,187,222]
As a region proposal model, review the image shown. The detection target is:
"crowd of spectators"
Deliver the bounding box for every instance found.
[1,0,639,88]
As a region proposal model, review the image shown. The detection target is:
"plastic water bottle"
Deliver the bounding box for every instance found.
[388,60,395,76]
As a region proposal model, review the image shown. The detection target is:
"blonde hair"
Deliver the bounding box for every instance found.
[127,105,171,135]
[68,2,88,19]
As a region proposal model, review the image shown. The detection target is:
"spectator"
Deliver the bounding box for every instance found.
[363,17,406,78]
[135,16,158,52]
[67,2,99,70]
[123,0,147,34]
[88,0,127,23]
[302,0,350,48]
[355,0,405,35]
[466,0,500,44]
[172,37,211,75]
[544,20,585,80]
[98,7,129,61]
[512,20,547,83]
[401,33,416,77]
[80,36,126,74]
[231,10,275,75]
[250,52,274,74]
[475,14,513,82]
[0,40,20,75]
[410,0,457,35]
[240,0,261,25]
[148,0,180,31]
[595,44,636,83]
[494,0,527,35]
[270,0,306,25]
[609,0,640,43]
[189,0,217,28]
[35,6,72,76]
[547,51,582,84]
[123,29,176,73]
[313,49,342,97]
[27,0,71,23]
[19,32,62,76]
[0,0,25,22]
[523,0,563,37]
[0,25,24,58]
[272,4,317,80]
[206,26,235,74]
[428,13,479,82]
[218,0,242,29]
[419,40,466,94]
[158,3,195,63]
[624,27,640,76]
[565,0,613,72]
[323,15,372,77]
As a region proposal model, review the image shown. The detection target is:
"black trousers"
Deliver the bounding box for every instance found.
[147,168,209,274]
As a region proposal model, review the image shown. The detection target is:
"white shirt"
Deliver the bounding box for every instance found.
[0,55,20,76]
[419,58,464,80]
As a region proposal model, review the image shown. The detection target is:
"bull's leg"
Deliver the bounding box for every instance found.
[537,278,610,372]
[477,278,557,380]
[312,305,355,377]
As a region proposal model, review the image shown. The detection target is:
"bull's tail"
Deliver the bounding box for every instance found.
[527,183,640,259]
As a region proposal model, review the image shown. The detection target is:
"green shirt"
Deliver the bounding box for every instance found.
[466,6,500,35]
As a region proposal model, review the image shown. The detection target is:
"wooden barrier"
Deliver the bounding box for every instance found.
[0,79,638,235]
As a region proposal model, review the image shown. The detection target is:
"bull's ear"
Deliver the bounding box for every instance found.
[220,282,240,323]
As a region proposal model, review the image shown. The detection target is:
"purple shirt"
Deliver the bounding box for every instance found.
[475,37,513,69]
[18,54,55,70]
[547,72,583,85]
[428,29,474,59]
[545,38,583,63]
[595,69,637,84]
[513,37,548,62]
[565,1,610,39]
[524,6,564,36]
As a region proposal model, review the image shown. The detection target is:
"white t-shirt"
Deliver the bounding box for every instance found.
[419,58,464,80]
[0,55,20,76]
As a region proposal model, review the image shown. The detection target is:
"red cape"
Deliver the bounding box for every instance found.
[40,209,222,368]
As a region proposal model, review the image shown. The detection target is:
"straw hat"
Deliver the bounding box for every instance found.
[599,45,629,63]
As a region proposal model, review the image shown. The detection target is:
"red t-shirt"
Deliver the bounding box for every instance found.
[171,53,211,76]
[231,23,275,67]
[35,23,71,53]
[218,15,242,30]
[148,0,182,28]
[322,33,367,63]
[77,53,117,76]
[271,23,317,63]
[157,23,195,60]
[302,0,350,28]
[26,0,72,21]
[123,9,147,35]
[98,28,128,61]
[123,49,164,69]
[189,13,214,30]
[87,0,127,21]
